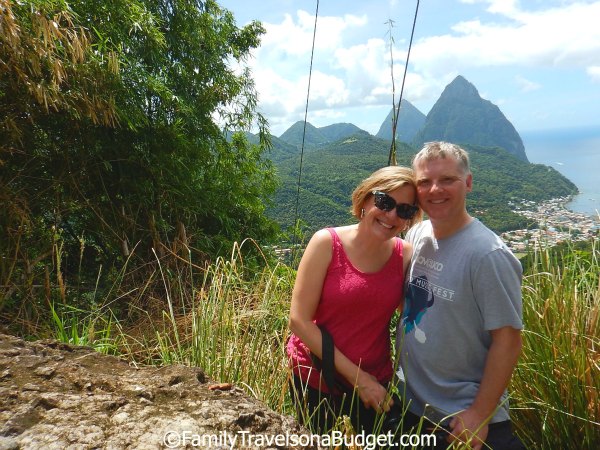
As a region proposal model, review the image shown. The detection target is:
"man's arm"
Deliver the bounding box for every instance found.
[448,326,522,449]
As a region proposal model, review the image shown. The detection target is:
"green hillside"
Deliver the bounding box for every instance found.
[267,134,578,236]
[278,121,329,148]
[319,123,370,141]
[276,120,371,149]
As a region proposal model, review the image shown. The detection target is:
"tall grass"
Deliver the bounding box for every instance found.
[511,240,599,448]
[48,302,120,354]
[44,238,599,448]
[113,241,296,412]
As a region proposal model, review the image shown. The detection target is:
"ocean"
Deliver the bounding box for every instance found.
[521,126,600,219]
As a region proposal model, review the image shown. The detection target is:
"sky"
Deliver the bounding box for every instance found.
[218,0,600,137]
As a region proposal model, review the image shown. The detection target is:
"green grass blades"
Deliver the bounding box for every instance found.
[41,237,599,448]
[512,240,599,449]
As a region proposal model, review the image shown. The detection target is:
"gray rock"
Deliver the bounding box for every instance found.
[0,333,318,449]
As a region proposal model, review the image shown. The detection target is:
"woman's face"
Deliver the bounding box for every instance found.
[362,184,416,238]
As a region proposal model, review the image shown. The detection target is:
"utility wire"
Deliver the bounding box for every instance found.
[292,0,319,258]
[388,0,420,166]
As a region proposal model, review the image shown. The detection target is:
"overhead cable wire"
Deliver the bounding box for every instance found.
[292,0,319,258]
[389,0,420,166]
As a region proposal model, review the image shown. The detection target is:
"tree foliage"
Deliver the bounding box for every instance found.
[267,134,577,238]
[1,0,278,317]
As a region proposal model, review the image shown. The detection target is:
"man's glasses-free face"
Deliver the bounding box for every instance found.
[372,190,418,220]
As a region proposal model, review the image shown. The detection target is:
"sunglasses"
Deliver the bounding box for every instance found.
[372,190,418,220]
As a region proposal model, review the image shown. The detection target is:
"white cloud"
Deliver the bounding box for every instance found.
[260,11,367,55]
[309,71,351,108]
[587,66,600,82]
[254,67,349,117]
[485,0,521,17]
[333,39,391,104]
[411,2,600,73]
[458,0,523,18]
[246,1,600,134]
[515,75,541,92]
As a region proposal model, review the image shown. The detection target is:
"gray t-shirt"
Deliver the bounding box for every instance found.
[397,219,523,424]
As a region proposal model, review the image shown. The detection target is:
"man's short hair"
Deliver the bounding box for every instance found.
[413,141,471,175]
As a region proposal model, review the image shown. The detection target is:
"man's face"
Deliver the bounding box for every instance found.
[414,156,472,223]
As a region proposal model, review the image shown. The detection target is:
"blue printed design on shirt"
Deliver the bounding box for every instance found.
[403,275,434,334]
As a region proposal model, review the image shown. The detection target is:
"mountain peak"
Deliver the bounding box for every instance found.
[414,75,528,161]
[376,99,426,143]
[444,75,480,98]
[278,121,369,148]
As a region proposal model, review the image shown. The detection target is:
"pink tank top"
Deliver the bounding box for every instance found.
[287,227,405,392]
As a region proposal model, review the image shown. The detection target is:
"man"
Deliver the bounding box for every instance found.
[396,142,525,450]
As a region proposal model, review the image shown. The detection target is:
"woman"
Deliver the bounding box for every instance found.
[287,166,421,434]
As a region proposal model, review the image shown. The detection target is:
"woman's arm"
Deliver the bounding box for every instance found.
[288,229,390,411]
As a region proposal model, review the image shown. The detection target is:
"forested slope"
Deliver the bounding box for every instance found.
[267,134,577,236]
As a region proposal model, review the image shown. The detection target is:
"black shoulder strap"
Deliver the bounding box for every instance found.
[310,326,337,393]
[320,327,336,393]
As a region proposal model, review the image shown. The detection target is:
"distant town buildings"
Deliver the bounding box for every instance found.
[501,197,599,252]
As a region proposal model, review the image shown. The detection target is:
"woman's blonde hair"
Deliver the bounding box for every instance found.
[350,166,422,228]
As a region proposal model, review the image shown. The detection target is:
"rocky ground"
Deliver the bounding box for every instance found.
[0,333,317,449]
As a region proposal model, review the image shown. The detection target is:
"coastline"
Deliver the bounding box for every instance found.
[522,126,600,218]
[501,196,600,252]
